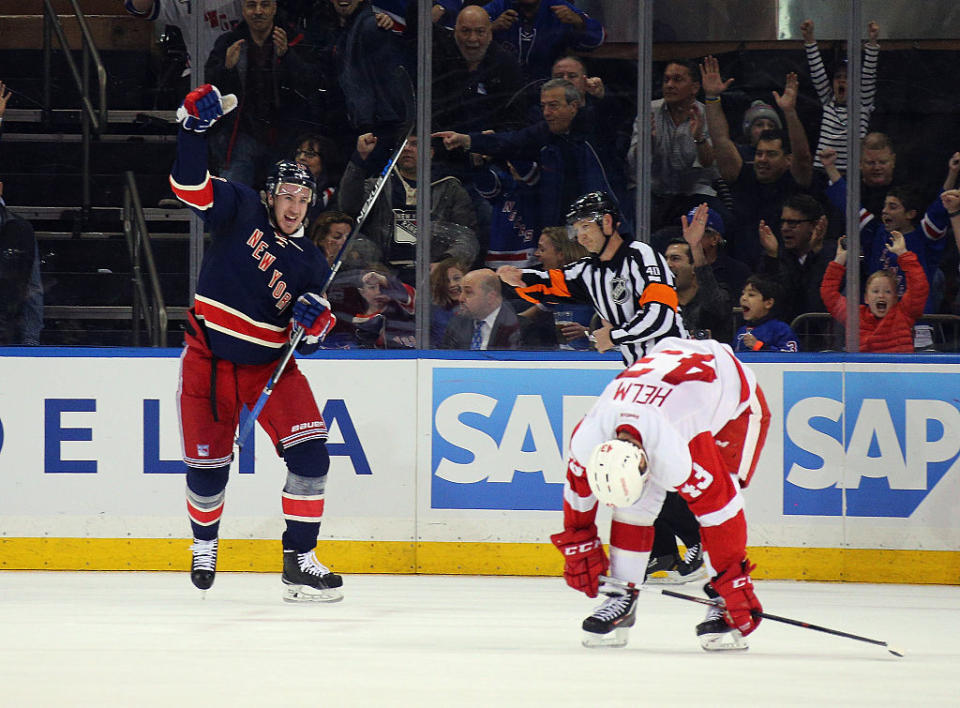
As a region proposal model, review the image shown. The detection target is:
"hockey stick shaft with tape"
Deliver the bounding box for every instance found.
[599,576,904,657]
[236,101,415,447]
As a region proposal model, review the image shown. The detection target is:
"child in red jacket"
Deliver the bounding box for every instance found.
[820,230,928,352]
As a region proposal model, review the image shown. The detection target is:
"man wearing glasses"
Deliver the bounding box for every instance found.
[756,194,835,324]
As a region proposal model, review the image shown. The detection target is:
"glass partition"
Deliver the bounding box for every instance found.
[406,0,960,355]
[5,0,958,353]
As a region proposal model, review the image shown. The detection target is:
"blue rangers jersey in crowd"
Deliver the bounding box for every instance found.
[170,130,331,365]
[733,315,799,353]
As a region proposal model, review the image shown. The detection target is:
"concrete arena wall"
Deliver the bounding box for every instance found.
[1,348,958,585]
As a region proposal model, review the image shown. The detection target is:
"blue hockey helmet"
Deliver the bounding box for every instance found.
[265,160,317,206]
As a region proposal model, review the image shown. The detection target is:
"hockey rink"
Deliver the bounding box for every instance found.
[0,572,956,707]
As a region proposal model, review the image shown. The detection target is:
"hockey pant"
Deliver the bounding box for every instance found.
[178,340,329,550]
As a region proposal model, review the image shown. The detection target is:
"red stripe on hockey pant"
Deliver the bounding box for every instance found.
[609,520,655,553]
[282,496,325,520]
[187,500,224,525]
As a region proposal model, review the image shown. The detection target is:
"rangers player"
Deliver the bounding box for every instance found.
[170,83,343,602]
[551,336,770,649]
[497,191,686,366]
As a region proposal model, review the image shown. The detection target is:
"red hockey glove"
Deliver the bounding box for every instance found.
[712,558,762,636]
[176,84,236,133]
[550,526,608,598]
[293,293,336,340]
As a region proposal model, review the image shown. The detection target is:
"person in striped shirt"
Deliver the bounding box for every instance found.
[801,18,880,171]
[497,191,687,365]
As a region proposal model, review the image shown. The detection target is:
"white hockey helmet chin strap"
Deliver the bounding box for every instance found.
[586,438,649,507]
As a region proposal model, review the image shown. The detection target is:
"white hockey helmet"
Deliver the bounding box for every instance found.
[586,439,649,507]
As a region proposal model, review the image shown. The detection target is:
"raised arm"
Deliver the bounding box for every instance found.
[774,72,813,187]
[861,21,880,117]
[801,19,832,107]
[942,189,960,264]
[699,55,741,183]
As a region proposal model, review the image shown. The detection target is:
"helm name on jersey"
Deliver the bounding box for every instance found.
[612,382,672,407]
[246,229,293,312]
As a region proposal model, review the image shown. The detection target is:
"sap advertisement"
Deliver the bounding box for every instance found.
[426,357,960,550]
[783,370,960,519]
[430,366,614,511]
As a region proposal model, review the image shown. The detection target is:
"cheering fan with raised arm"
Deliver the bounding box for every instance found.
[552,337,770,649]
[170,82,343,603]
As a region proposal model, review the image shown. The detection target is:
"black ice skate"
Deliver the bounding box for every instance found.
[282,549,344,603]
[581,583,639,648]
[190,538,218,591]
[643,552,680,583]
[645,544,708,585]
[675,543,709,583]
[696,583,748,651]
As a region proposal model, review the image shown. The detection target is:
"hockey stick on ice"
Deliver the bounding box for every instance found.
[235,71,416,449]
[599,576,904,657]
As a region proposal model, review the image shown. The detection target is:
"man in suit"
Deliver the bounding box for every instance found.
[443,268,521,350]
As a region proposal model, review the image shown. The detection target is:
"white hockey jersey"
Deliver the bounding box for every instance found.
[563,337,764,581]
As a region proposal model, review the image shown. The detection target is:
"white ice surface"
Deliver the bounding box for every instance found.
[0,573,956,707]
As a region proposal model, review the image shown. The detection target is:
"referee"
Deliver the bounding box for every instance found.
[497,191,687,365]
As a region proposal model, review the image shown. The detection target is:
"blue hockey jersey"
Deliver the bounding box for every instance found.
[733,316,799,353]
[170,130,331,365]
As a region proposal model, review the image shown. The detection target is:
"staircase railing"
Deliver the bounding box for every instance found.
[122,172,168,347]
[41,0,107,220]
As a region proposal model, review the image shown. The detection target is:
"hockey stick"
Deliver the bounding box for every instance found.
[599,576,904,657]
[235,71,415,449]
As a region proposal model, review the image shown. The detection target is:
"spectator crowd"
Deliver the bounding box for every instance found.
[4,1,960,353]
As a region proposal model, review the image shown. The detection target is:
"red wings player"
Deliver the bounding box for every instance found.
[550,336,770,649]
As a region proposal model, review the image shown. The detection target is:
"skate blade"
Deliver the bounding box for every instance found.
[282,584,344,603]
[699,630,748,652]
[582,627,630,648]
[645,566,709,585]
[644,571,681,584]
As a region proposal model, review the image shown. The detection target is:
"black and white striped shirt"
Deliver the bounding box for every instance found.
[805,40,878,170]
[515,240,687,365]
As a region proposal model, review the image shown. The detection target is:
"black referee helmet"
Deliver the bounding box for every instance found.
[565,191,621,231]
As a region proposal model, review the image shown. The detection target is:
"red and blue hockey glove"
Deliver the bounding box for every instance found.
[550,526,609,598]
[176,84,236,133]
[712,558,762,636]
[293,293,336,341]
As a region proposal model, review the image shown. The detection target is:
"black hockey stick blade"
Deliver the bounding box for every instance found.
[657,588,905,657]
